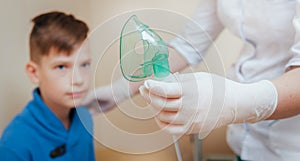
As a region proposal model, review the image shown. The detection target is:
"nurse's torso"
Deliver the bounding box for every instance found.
[217,0,300,160]
[218,0,295,82]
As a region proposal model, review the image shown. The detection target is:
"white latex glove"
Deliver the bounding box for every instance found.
[139,72,278,138]
[83,77,132,114]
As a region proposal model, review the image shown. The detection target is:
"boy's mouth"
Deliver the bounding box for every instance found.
[67,90,86,99]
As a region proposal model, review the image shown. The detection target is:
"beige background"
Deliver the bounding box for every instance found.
[0,0,243,160]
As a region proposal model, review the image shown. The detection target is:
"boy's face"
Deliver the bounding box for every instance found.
[27,42,91,110]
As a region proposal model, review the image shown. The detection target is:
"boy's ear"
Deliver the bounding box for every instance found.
[25,61,40,85]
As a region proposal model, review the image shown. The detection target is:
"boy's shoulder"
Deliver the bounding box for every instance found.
[0,89,44,150]
[1,105,35,141]
[0,106,34,158]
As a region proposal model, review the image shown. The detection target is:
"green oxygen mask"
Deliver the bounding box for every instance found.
[120,15,170,82]
[119,15,182,161]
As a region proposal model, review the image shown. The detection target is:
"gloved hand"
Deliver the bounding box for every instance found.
[82,77,133,114]
[139,72,278,138]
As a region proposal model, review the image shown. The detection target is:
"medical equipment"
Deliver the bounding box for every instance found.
[120,15,182,161]
[120,15,170,82]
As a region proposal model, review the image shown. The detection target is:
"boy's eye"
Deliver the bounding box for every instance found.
[56,65,66,70]
[82,63,90,68]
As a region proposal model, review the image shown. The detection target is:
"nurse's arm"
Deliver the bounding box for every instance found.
[269,66,300,119]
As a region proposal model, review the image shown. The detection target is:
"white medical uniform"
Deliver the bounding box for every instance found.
[168,0,300,160]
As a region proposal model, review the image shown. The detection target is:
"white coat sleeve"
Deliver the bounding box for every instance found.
[168,0,224,66]
[286,0,300,69]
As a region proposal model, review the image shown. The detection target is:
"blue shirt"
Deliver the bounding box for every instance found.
[0,89,95,161]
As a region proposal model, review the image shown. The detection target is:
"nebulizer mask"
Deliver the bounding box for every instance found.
[120,15,182,161]
[120,15,171,81]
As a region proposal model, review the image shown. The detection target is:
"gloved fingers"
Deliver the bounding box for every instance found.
[139,85,182,111]
[96,98,117,112]
[82,86,117,113]
[139,85,162,113]
[82,89,97,103]
[144,79,182,98]
[156,110,186,125]
[154,118,188,134]
[82,90,99,108]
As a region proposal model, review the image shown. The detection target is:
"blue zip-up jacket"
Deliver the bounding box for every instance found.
[0,89,95,161]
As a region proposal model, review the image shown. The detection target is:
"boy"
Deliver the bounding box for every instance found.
[0,11,95,161]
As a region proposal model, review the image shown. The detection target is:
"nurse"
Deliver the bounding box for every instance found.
[84,0,300,160]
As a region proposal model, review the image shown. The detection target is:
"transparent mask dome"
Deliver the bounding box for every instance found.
[120,15,170,82]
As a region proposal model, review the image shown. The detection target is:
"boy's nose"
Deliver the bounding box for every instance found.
[72,68,84,86]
